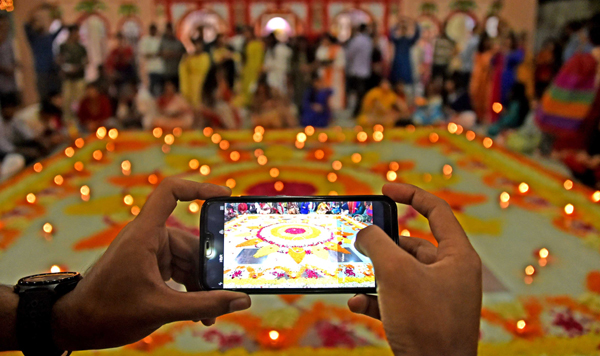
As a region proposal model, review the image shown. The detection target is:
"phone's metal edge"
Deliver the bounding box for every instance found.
[199,195,399,294]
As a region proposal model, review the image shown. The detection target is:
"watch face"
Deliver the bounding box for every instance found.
[19,272,79,285]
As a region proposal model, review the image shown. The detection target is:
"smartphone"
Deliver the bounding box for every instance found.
[200,195,398,294]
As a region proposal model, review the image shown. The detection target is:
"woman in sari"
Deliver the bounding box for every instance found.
[315,35,346,111]
[358,79,410,127]
[179,39,211,109]
[469,35,494,123]
[241,27,264,104]
[143,81,193,130]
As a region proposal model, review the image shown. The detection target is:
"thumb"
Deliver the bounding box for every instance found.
[161,289,251,322]
[355,225,412,280]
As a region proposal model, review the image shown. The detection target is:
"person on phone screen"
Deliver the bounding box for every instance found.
[0,179,481,356]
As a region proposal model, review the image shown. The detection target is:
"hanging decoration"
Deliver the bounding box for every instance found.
[75,0,107,14]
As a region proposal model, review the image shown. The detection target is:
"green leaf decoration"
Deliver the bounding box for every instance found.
[420,2,438,16]
[487,0,503,16]
[75,0,107,14]
[118,3,140,17]
[450,0,477,12]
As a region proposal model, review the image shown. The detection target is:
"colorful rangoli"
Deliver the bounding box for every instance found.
[0,127,600,355]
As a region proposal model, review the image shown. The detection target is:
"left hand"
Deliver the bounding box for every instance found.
[51,178,251,350]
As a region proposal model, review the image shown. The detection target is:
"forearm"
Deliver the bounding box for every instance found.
[0,285,19,351]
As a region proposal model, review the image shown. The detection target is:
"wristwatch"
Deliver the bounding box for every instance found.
[14,272,82,356]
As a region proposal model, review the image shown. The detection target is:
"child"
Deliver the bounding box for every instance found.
[413,78,445,125]
[444,75,476,128]
[488,82,530,137]
[301,74,333,128]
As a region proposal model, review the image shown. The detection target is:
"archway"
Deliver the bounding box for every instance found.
[257,12,299,42]
[445,12,477,45]
[177,9,229,53]
[119,16,143,47]
[331,9,373,43]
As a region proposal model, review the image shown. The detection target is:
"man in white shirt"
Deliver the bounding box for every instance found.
[138,24,165,97]
[346,24,374,116]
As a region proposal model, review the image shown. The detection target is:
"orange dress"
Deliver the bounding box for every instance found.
[469,51,494,122]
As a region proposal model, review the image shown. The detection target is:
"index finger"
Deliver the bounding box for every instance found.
[137,177,231,226]
[382,183,472,256]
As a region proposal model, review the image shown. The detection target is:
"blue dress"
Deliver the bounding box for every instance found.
[301,88,333,128]
[300,202,310,214]
[501,49,524,103]
[390,26,420,85]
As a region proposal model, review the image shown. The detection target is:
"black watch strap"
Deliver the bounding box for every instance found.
[16,288,68,356]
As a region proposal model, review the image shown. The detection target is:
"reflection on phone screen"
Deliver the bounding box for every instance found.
[223,201,375,289]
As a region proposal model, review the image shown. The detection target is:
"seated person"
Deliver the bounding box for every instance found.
[488,82,530,137]
[504,100,542,154]
[413,79,445,126]
[237,202,248,215]
[287,202,299,214]
[358,79,410,127]
[78,83,112,133]
[250,79,297,129]
[1,92,66,164]
[200,65,241,129]
[331,203,341,214]
[444,75,476,129]
[248,203,259,214]
[353,201,366,216]
[299,202,311,214]
[143,81,193,131]
[301,74,333,128]
[317,202,330,214]
[114,81,146,129]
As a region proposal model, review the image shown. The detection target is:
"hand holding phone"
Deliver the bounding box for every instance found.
[200,195,398,294]
[348,183,482,356]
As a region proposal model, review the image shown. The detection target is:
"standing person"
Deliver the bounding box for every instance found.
[0,15,17,96]
[139,24,165,97]
[535,39,557,99]
[469,34,494,122]
[57,25,87,123]
[369,26,385,91]
[211,34,237,91]
[562,21,592,63]
[500,32,524,104]
[431,29,455,81]
[228,25,246,55]
[291,36,314,111]
[179,39,211,109]
[240,27,264,104]
[536,24,600,155]
[24,7,62,100]
[159,23,186,90]
[457,26,480,86]
[263,33,293,96]
[106,33,137,93]
[315,34,346,111]
[346,24,374,117]
[389,20,421,90]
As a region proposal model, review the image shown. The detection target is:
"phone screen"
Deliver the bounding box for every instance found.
[202,198,396,292]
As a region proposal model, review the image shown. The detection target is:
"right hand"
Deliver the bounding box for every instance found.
[347,183,482,356]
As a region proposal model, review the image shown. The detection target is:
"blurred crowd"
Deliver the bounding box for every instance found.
[1,9,600,188]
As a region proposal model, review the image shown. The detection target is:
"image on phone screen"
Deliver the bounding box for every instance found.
[221,201,375,289]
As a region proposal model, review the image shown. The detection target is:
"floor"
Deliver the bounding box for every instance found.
[1,127,600,355]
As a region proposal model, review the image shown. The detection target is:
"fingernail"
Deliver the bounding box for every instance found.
[229,297,250,312]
